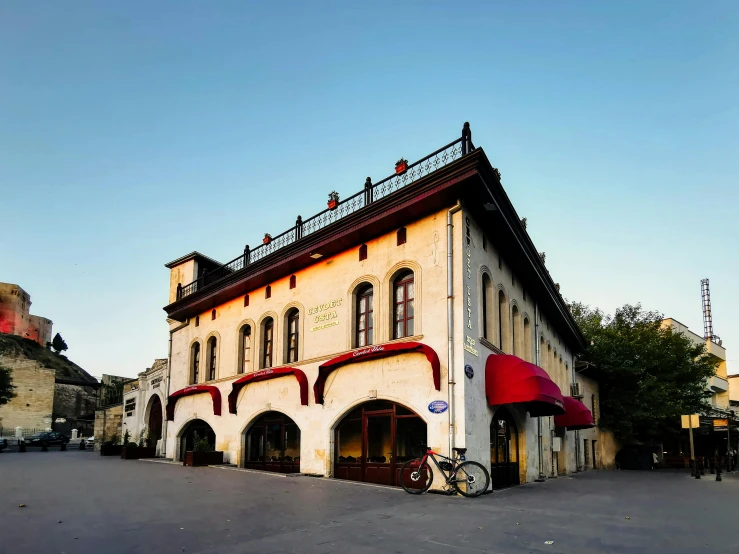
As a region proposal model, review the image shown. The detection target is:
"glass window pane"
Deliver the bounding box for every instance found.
[395,303,404,321]
[407,318,414,336]
[407,299,414,318]
[337,419,362,460]
[367,292,373,310]
[367,328,373,345]
[285,424,300,460]
[367,416,391,463]
[358,333,366,347]
[247,428,264,461]
[395,285,404,302]
[407,282,414,300]
[395,417,425,462]
[395,322,403,339]
[358,314,365,331]
[265,423,284,461]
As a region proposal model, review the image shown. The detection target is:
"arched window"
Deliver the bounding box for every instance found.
[356,284,374,347]
[239,325,252,374]
[511,305,521,357]
[482,274,494,341]
[207,337,217,380]
[286,309,299,363]
[498,290,509,352]
[262,318,274,369]
[393,271,414,339]
[547,344,552,374]
[190,343,200,384]
[523,318,531,362]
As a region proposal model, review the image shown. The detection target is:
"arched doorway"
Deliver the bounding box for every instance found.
[490,407,520,489]
[178,419,216,462]
[334,400,426,487]
[147,396,163,444]
[243,412,300,474]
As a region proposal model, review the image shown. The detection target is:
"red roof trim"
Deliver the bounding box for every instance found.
[166,385,222,421]
[228,367,309,414]
[484,354,565,417]
[554,396,595,430]
[313,341,441,404]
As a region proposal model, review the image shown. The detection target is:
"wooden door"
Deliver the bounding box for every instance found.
[364,413,393,486]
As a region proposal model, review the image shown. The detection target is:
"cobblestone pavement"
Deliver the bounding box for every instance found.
[1,449,737,554]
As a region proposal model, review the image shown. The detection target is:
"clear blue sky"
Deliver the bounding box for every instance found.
[1,2,737,378]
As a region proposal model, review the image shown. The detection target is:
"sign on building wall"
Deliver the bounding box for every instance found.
[310,298,342,331]
[428,400,449,414]
[151,377,163,389]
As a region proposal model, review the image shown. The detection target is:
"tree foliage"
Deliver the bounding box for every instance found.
[0,364,16,406]
[570,302,717,442]
[51,333,68,354]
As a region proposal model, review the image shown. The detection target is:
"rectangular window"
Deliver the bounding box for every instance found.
[208,341,217,380]
[263,320,273,368]
[241,327,251,374]
[397,227,407,246]
[356,288,374,347]
[359,244,368,261]
[393,274,414,339]
[287,312,299,363]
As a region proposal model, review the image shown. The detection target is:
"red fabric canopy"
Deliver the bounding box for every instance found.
[166,385,222,421]
[484,354,565,417]
[228,367,309,414]
[554,396,595,430]
[314,341,441,404]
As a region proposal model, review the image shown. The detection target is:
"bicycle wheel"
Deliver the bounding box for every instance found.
[399,459,434,494]
[453,461,490,497]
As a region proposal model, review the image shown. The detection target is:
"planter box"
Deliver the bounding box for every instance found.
[100,444,123,457]
[121,446,156,460]
[183,450,224,467]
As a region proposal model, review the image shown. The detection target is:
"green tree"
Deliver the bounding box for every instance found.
[570,302,717,442]
[51,333,68,354]
[0,364,15,405]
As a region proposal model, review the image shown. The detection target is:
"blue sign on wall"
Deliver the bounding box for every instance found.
[428,400,449,414]
[464,364,474,379]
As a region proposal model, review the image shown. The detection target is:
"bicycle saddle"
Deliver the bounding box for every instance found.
[453,447,467,455]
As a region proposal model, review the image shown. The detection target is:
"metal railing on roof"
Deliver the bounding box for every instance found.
[176,123,475,300]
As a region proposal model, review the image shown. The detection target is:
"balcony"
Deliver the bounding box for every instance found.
[174,124,475,301]
[708,376,729,393]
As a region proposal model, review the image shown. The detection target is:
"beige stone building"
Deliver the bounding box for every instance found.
[159,124,609,490]
[661,318,729,409]
[120,359,168,453]
[0,283,52,346]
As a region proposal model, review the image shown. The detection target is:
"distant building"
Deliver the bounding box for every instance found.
[661,318,729,409]
[119,359,168,454]
[0,283,52,346]
[727,374,739,407]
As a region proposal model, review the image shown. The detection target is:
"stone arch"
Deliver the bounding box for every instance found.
[241,410,302,473]
[256,311,279,369]
[346,275,382,349]
[143,392,165,444]
[174,417,216,462]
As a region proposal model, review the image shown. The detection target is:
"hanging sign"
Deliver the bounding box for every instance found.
[464,365,474,379]
[713,419,728,432]
[428,400,448,414]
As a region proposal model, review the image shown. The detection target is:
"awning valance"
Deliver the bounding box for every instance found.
[554,396,595,430]
[314,341,441,404]
[166,385,222,421]
[228,367,309,414]
[484,354,565,417]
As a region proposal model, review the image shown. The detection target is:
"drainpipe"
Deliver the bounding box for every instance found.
[447,200,463,457]
[535,303,546,482]
[161,320,189,458]
[573,355,581,472]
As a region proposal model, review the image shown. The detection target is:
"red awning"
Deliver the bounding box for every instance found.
[554,396,595,430]
[484,354,565,417]
[228,367,309,414]
[166,385,222,421]
[314,341,441,404]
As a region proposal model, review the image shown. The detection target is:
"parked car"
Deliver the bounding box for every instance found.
[23,432,70,447]
[85,436,95,447]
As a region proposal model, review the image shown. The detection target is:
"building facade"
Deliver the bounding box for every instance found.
[160,124,607,489]
[0,283,52,347]
[120,359,168,453]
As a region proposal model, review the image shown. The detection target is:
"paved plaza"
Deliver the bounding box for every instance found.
[1,448,737,554]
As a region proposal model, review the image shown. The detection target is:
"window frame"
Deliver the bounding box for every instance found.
[207,337,217,381]
[355,284,374,347]
[286,309,299,363]
[262,318,274,369]
[239,324,252,374]
[191,342,201,384]
[392,272,414,339]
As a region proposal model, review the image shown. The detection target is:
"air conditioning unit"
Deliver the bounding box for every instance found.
[570,382,583,398]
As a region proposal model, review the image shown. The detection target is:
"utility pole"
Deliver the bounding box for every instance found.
[689,415,699,479]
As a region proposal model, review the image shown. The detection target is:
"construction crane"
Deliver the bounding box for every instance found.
[701,278,722,345]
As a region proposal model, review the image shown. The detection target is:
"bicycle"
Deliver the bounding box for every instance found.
[399,447,490,497]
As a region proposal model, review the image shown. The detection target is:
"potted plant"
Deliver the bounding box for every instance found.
[183,431,224,467]
[121,430,156,459]
[327,191,340,210]
[263,233,272,245]
[100,433,122,456]
[395,158,408,175]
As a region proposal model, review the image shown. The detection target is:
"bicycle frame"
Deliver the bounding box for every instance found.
[418,448,464,487]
